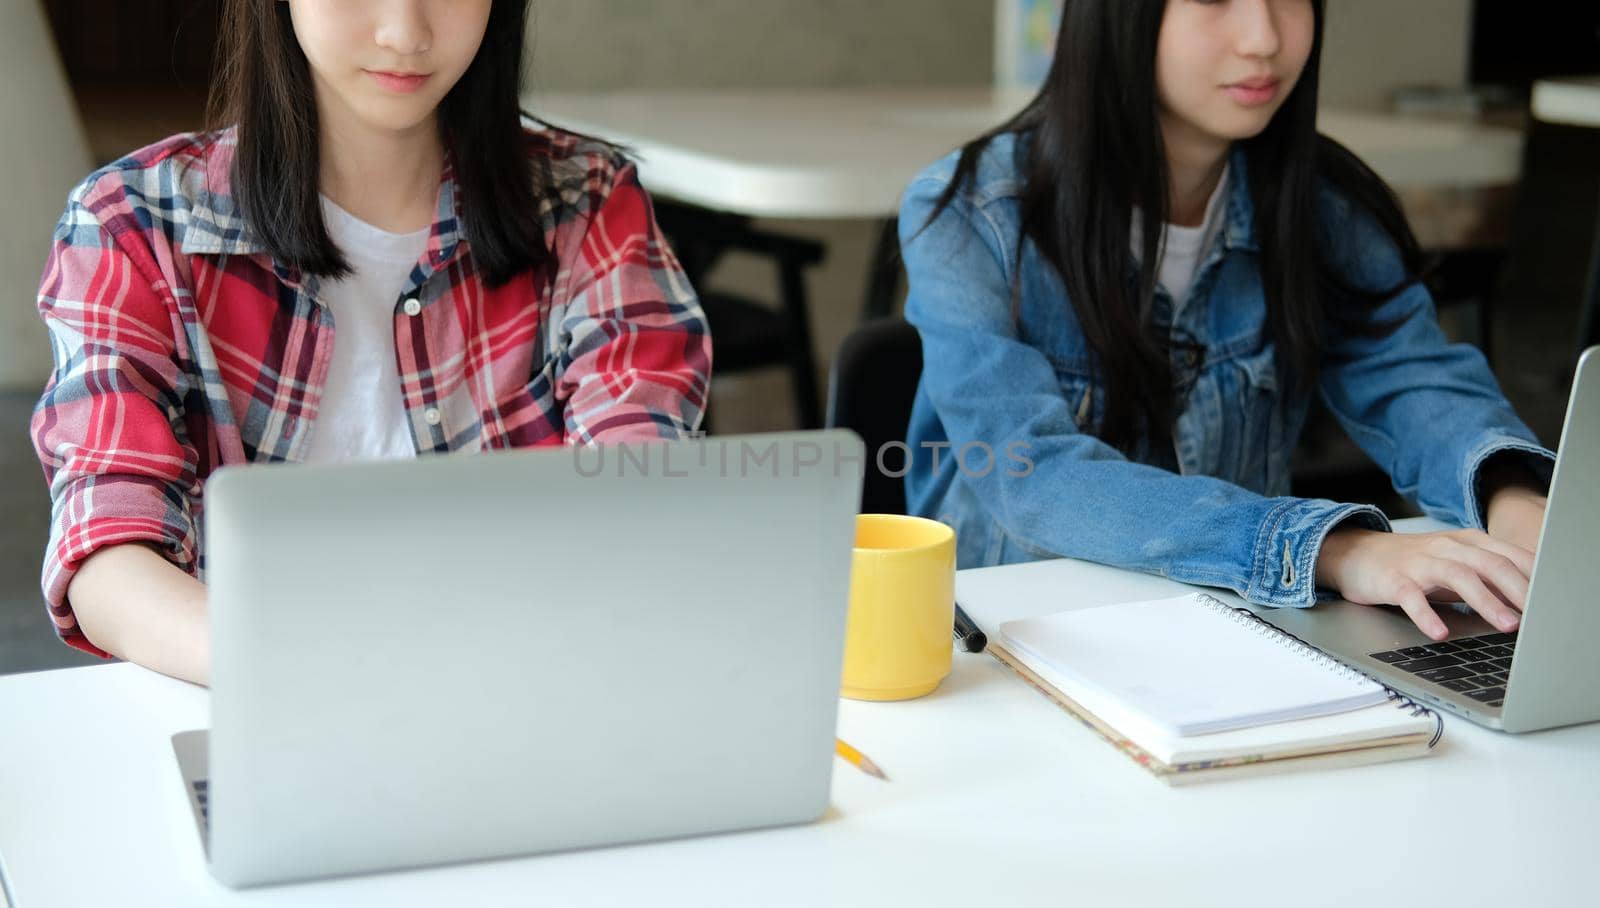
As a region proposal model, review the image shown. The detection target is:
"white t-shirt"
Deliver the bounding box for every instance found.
[301,197,431,464]
[1131,164,1231,310]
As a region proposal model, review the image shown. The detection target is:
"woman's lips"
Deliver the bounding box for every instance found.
[1224,77,1281,106]
[367,70,430,94]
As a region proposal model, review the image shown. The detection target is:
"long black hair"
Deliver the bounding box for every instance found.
[209,0,551,289]
[927,0,1423,453]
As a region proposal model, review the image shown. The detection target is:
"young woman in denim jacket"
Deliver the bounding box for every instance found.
[899,0,1552,641]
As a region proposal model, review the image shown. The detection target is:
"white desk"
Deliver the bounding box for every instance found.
[527,89,1526,219]
[3,541,1596,906]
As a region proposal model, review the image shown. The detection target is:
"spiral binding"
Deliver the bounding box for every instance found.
[1191,593,1444,748]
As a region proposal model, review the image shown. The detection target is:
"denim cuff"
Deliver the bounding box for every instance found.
[1462,436,1556,530]
[1247,499,1391,607]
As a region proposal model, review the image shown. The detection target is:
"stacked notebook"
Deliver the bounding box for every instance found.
[991,592,1440,784]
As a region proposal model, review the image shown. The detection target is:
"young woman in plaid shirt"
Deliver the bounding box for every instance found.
[31,1,712,685]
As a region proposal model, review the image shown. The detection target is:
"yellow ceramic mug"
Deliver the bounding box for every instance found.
[840,514,957,701]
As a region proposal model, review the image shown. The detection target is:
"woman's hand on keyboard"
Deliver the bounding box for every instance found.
[1315,528,1535,641]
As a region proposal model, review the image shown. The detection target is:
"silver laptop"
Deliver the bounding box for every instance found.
[173,430,864,887]
[1246,347,1600,733]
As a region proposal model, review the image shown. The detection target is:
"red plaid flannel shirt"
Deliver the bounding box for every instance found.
[30,127,711,657]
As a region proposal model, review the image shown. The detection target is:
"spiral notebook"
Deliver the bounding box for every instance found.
[993,592,1440,783]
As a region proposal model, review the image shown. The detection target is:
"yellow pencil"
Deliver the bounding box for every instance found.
[834,738,888,781]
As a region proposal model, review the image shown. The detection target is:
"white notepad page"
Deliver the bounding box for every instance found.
[999,593,1389,736]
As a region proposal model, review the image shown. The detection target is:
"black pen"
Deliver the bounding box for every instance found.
[953,601,987,653]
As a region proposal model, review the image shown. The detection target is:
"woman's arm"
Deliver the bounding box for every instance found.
[900,174,1385,608]
[556,159,711,442]
[31,175,206,668]
[1313,190,1555,531]
[68,545,209,686]
[1481,459,1550,554]
[1301,194,1555,639]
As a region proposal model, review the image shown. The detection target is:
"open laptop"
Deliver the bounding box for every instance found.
[173,429,864,887]
[1246,347,1600,733]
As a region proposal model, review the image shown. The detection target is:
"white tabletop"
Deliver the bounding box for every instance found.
[1532,76,1600,129]
[527,89,1526,219]
[3,525,1595,907]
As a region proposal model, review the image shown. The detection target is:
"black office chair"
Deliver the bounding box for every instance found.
[825,318,923,515]
[655,201,826,430]
[1581,232,1600,354]
[1487,117,1600,370]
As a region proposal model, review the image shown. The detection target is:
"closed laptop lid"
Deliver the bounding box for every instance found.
[203,430,865,886]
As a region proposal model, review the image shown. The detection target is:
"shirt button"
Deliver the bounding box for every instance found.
[423,407,442,426]
[402,297,422,317]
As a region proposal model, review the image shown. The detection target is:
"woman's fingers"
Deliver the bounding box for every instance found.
[1424,559,1522,633]
[1451,529,1536,577]
[1390,577,1448,640]
[1442,541,1530,612]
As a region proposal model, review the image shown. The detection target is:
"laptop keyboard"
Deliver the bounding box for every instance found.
[1370,632,1516,707]
[193,778,210,824]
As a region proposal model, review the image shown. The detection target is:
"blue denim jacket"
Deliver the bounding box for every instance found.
[899,133,1554,607]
